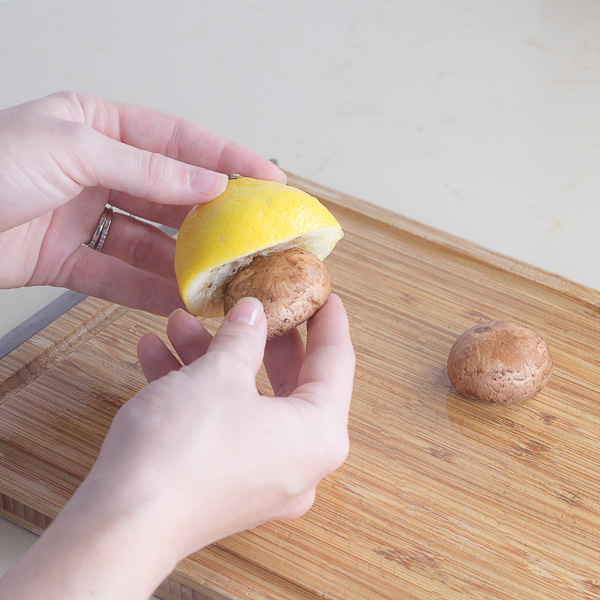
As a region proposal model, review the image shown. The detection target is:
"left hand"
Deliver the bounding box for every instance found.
[0,90,285,315]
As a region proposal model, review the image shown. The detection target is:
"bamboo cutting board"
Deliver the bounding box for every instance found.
[1,174,600,599]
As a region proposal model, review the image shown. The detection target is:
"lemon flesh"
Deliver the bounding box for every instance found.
[174,177,344,317]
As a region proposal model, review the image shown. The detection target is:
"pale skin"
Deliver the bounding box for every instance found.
[0,92,355,599]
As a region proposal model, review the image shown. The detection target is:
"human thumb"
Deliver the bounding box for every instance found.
[76,127,229,204]
[206,297,268,375]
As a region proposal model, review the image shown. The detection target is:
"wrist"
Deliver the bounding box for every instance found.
[1,471,185,600]
[64,468,188,571]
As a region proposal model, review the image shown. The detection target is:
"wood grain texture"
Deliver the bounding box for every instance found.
[1,173,599,599]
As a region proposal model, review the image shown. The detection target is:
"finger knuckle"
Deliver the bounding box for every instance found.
[327,430,351,472]
[313,425,350,476]
[204,346,251,385]
[283,490,317,520]
[140,151,168,192]
[136,276,160,314]
[130,225,156,270]
[98,267,118,303]
[47,89,78,103]
[210,330,263,368]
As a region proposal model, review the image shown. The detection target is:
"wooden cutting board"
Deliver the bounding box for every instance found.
[1,174,599,599]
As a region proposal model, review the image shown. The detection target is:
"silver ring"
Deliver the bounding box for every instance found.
[87,206,113,252]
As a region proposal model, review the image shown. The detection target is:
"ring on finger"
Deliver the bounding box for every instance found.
[86,206,114,252]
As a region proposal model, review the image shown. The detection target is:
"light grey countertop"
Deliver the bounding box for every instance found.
[1,0,600,591]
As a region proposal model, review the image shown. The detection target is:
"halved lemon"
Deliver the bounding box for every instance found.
[174,176,344,317]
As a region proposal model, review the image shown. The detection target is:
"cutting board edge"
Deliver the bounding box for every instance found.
[0,490,53,535]
[286,171,600,312]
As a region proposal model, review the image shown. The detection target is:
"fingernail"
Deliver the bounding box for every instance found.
[168,308,187,321]
[190,168,228,197]
[279,170,287,185]
[226,297,264,326]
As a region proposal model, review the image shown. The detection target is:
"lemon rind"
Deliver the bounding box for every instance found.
[182,225,343,317]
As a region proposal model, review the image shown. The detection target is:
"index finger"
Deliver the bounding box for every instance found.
[294,295,355,412]
[110,98,286,183]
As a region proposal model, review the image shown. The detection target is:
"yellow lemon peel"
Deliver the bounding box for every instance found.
[174,177,343,317]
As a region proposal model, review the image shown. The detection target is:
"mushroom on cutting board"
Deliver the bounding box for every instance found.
[447,321,553,404]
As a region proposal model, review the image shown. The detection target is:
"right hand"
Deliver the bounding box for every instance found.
[0,295,355,600]
[89,294,355,559]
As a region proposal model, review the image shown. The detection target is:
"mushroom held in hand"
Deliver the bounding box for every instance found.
[447,321,553,404]
[174,176,343,337]
[225,248,331,339]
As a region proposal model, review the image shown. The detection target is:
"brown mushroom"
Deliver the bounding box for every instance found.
[447,321,553,404]
[224,248,331,339]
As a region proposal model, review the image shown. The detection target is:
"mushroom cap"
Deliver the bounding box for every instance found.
[447,321,553,404]
[224,248,331,339]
